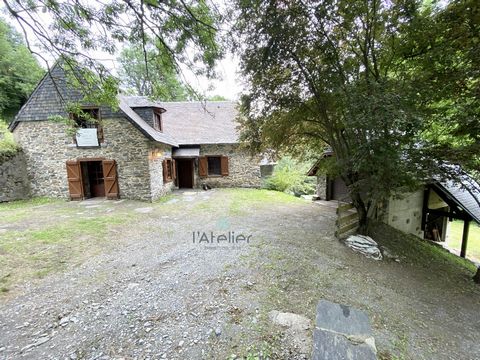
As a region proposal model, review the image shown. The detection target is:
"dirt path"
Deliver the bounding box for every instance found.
[0,189,479,359]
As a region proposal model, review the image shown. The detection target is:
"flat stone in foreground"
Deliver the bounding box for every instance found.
[313,300,377,360]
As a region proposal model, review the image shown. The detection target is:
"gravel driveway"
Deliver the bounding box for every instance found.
[0,189,479,360]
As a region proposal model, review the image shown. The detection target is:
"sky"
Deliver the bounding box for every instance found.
[1,2,244,100]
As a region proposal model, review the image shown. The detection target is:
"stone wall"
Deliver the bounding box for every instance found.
[0,151,30,202]
[386,190,424,238]
[148,144,175,201]
[13,118,154,201]
[316,175,327,199]
[198,144,262,188]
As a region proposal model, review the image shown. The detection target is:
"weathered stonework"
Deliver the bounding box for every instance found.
[148,144,175,201]
[13,118,154,201]
[198,144,262,188]
[0,150,30,202]
[316,175,327,199]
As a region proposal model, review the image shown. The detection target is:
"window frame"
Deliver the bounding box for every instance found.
[207,156,222,176]
[153,109,162,132]
[70,107,103,144]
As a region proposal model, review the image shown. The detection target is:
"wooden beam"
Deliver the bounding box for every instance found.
[421,187,430,231]
[427,208,470,221]
[460,220,470,258]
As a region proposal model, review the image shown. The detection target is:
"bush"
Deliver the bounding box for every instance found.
[0,121,20,163]
[263,156,316,196]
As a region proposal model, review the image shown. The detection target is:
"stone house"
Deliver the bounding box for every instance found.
[8,63,262,201]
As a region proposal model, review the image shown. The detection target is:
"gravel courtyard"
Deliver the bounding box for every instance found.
[0,189,479,359]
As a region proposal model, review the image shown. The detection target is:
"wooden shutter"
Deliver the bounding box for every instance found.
[172,159,176,180]
[199,156,208,177]
[66,160,84,200]
[103,159,119,199]
[162,159,168,182]
[221,156,229,176]
[97,124,104,143]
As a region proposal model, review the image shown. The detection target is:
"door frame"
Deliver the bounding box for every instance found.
[174,157,195,188]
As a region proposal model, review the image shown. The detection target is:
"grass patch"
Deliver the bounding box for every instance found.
[446,220,480,260]
[0,212,132,295]
[370,222,477,274]
[0,197,58,212]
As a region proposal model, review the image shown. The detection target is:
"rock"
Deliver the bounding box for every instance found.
[313,300,377,360]
[178,340,184,347]
[344,235,383,260]
[215,327,222,337]
[134,207,153,213]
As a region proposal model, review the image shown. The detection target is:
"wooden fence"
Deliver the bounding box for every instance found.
[335,202,359,238]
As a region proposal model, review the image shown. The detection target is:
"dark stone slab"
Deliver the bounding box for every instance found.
[312,328,377,360]
[315,300,372,337]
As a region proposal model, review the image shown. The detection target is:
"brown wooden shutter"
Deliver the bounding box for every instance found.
[162,159,167,182]
[221,156,229,176]
[199,156,208,177]
[66,160,84,200]
[172,159,176,180]
[97,124,104,143]
[103,160,119,199]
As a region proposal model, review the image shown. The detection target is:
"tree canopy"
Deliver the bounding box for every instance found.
[2,0,223,107]
[0,17,43,122]
[117,44,190,101]
[232,0,479,232]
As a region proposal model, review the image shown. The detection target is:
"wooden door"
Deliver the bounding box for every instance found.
[177,159,194,188]
[102,160,119,199]
[66,160,84,200]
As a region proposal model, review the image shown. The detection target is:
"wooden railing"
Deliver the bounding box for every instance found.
[335,202,359,238]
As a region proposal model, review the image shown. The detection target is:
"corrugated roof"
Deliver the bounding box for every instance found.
[123,96,240,145]
[437,176,480,224]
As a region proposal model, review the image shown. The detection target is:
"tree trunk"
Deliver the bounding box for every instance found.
[473,267,480,284]
[350,190,369,235]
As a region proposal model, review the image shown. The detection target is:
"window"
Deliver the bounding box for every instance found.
[71,108,100,128]
[163,159,175,182]
[153,110,162,131]
[71,107,103,143]
[207,156,221,176]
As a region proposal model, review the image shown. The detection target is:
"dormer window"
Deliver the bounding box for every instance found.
[153,109,162,131]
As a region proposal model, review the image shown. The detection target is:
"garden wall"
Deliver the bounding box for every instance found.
[0,150,30,202]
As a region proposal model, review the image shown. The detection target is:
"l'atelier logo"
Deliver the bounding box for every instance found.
[192,231,252,244]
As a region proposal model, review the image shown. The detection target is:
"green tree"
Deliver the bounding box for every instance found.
[2,0,223,107]
[232,0,472,233]
[118,44,190,101]
[0,17,43,122]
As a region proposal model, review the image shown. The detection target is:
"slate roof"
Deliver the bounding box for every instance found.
[10,64,240,148]
[122,96,240,145]
[117,97,178,146]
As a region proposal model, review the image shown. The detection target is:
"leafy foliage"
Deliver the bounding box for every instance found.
[3,0,223,103]
[118,44,190,100]
[0,17,43,121]
[232,0,478,233]
[264,157,315,196]
[0,120,20,163]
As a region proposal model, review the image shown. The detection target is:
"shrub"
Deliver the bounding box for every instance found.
[263,156,316,196]
[0,121,20,164]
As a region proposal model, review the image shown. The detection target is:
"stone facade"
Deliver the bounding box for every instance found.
[148,144,175,201]
[316,175,327,199]
[13,118,156,201]
[0,151,30,202]
[198,144,262,188]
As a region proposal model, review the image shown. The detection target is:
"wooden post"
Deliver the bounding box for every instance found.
[460,219,470,258]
